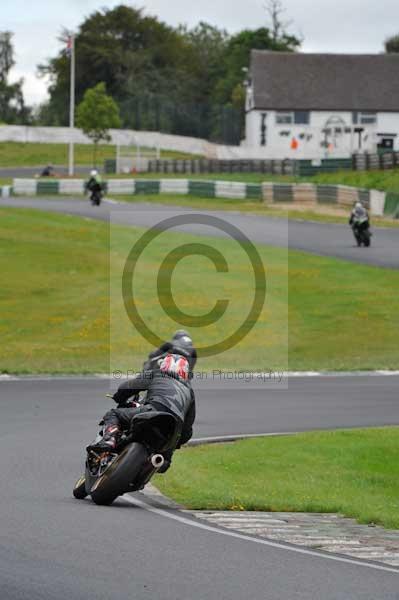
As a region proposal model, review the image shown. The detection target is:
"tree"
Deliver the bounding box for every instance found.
[214,27,300,106]
[38,6,188,125]
[0,31,30,124]
[265,0,292,44]
[180,22,229,103]
[76,82,121,166]
[385,35,399,53]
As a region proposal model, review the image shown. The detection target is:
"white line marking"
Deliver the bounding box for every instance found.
[189,432,297,445]
[123,495,399,574]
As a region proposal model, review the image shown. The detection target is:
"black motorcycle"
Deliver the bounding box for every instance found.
[352,219,371,247]
[90,189,103,206]
[73,409,180,506]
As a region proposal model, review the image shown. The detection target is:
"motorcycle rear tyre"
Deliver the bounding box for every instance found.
[90,443,148,506]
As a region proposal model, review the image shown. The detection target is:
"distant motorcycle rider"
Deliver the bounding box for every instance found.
[349,201,370,228]
[88,332,197,473]
[85,169,104,203]
[349,201,371,246]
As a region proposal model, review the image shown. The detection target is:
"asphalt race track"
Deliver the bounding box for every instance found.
[2,196,399,268]
[1,375,399,599]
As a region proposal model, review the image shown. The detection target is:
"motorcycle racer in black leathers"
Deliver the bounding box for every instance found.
[349,201,369,227]
[88,332,197,472]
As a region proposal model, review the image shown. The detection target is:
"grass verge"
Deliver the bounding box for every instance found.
[155,428,399,529]
[0,142,198,167]
[1,207,399,373]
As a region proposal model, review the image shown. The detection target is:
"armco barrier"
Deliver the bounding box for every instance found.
[273,185,294,203]
[0,185,12,198]
[188,181,216,198]
[160,179,189,195]
[263,183,372,210]
[11,178,261,202]
[293,183,317,203]
[215,181,246,199]
[9,178,395,217]
[135,180,160,195]
[384,192,399,216]
[317,185,338,204]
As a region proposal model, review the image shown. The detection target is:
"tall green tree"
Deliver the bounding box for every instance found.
[38,6,188,125]
[180,22,229,102]
[76,82,121,166]
[385,35,399,53]
[0,31,30,124]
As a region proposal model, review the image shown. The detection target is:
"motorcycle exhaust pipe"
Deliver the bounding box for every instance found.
[151,454,165,470]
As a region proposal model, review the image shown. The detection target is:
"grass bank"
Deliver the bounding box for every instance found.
[0,142,197,167]
[155,428,399,529]
[1,208,399,373]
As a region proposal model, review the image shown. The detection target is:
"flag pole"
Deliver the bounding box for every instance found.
[68,34,76,177]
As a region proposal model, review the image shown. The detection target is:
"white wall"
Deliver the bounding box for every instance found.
[0,124,266,160]
[376,113,399,151]
[0,125,216,157]
[243,109,399,159]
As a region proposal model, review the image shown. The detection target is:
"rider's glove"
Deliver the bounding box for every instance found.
[113,392,141,409]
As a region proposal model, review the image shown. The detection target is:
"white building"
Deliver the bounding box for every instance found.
[244,51,399,160]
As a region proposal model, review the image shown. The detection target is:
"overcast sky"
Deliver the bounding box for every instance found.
[4,0,399,105]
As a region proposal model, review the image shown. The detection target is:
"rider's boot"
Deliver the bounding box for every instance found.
[87,425,121,453]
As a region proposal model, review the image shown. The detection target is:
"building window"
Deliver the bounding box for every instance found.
[353,111,376,125]
[276,112,293,124]
[294,111,310,124]
[276,111,310,125]
[360,112,377,124]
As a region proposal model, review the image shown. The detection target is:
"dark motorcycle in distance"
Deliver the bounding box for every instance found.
[351,218,371,247]
[90,189,103,206]
[73,408,180,506]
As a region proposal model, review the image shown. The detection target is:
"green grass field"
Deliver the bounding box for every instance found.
[0,142,198,167]
[155,428,399,529]
[1,207,399,373]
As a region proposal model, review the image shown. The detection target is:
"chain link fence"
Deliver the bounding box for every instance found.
[118,95,243,146]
